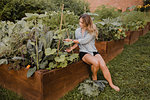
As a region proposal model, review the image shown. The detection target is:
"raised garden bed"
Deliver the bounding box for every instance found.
[95,39,124,62]
[0,61,90,100]
[147,22,150,30]
[142,22,150,36]
[138,29,144,36]
[124,30,140,45]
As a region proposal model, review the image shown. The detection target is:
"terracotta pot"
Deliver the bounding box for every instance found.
[124,30,140,45]
[0,61,90,100]
[95,39,124,62]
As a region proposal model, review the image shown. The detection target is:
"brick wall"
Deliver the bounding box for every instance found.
[84,0,143,12]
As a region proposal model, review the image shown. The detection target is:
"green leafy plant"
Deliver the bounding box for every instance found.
[96,17,126,41]
[94,5,121,21]
[0,11,79,78]
[121,11,146,31]
[78,79,108,97]
[0,20,30,70]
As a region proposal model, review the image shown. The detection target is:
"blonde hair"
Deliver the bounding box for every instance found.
[79,14,98,39]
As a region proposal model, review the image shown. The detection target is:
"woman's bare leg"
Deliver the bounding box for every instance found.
[82,54,120,91]
[95,54,120,91]
[82,54,99,80]
[91,65,99,80]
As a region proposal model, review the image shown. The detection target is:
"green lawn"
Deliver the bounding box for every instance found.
[0,32,150,100]
[0,86,24,100]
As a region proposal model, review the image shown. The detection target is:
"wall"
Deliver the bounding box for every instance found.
[85,0,143,12]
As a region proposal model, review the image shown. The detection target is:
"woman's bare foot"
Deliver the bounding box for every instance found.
[110,84,120,92]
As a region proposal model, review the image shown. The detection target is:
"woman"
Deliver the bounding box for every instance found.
[64,14,120,91]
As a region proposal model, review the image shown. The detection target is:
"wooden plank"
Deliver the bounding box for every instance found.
[129,30,140,44]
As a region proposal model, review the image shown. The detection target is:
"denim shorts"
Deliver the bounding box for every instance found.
[79,52,99,60]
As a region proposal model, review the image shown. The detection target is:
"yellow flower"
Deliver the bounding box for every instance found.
[137,5,142,8]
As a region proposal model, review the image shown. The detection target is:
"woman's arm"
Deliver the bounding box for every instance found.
[64,33,94,44]
[65,43,78,52]
[64,38,79,43]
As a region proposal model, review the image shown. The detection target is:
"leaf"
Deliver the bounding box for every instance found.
[45,31,53,48]
[0,59,8,65]
[39,14,48,18]
[57,34,63,39]
[39,60,48,69]
[59,61,68,68]
[47,62,57,70]
[12,57,25,60]
[27,66,36,78]
[67,54,79,61]
[30,42,35,46]
[25,13,39,20]
[54,55,66,62]
[45,48,56,56]
[97,22,105,26]
[53,36,58,39]
[64,41,73,45]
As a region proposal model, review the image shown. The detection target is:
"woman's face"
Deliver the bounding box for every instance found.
[79,18,85,29]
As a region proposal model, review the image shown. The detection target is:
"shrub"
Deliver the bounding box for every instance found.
[94,5,121,21]
[121,11,146,31]
[0,0,56,22]
[0,0,89,22]
[51,0,89,16]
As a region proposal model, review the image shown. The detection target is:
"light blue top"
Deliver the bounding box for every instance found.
[75,27,97,55]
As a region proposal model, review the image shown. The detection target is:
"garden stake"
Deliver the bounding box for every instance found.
[57,4,64,56]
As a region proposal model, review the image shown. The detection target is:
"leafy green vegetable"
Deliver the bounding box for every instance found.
[27,66,36,78]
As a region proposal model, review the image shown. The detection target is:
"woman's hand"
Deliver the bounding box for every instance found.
[64,38,72,42]
[73,40,79,44]
[65,47,72,52]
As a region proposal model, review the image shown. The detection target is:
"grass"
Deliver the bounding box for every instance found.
[0,86,24,100]
[0,32,150,100]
